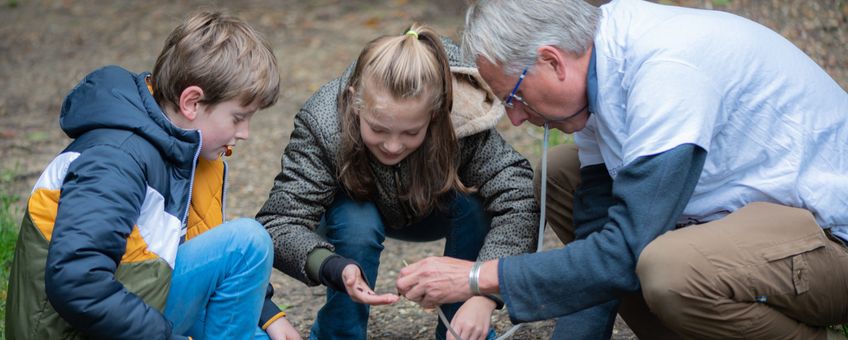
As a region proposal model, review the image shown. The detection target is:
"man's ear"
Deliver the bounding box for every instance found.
[178,86,204,121]
[536,46,568,81]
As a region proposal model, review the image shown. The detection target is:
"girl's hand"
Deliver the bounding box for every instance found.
[342,264,400,305]
[448,296,496,340]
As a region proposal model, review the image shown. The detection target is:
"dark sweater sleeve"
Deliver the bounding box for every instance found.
[498,143,707,323]
[258,284,285,330]
[572,162,615,240]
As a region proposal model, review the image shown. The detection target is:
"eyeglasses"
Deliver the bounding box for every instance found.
[502,65,587,122]
[502,66,529,110]
[502,65,548,119]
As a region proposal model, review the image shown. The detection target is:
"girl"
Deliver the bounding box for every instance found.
[257,24,538,340]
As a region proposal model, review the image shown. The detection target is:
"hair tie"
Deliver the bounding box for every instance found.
[405,30,419,39]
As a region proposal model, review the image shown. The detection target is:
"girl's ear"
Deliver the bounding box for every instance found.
[347,86,357,113]
[178,86,204,121]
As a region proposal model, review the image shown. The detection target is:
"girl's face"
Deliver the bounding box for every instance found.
[356,85,432,166]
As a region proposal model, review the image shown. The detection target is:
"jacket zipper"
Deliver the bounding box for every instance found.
[180,131,202,242]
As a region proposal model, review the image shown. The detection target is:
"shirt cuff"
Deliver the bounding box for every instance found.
[261,311,287,330]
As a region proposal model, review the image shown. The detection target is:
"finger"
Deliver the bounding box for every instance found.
[403,281,426,303]
[398,258,423,277]
[471,327,484,340]
[456,324,474,340]
[355,291,400,305]
[395,268,420,293]
[448,321,461,340]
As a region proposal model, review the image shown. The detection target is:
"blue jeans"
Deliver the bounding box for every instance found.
[309,192,494,340]
[164,218,273,340]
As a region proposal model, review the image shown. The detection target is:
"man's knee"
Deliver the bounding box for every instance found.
[636,233,713,326]
[533,144,580,199]
[534,144,581,244]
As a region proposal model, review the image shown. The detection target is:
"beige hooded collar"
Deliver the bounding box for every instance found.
[449,66,506,138]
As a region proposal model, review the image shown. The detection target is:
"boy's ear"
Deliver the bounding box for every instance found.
[177,86,204,121]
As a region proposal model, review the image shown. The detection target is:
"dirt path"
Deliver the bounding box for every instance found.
[1,1,844,338]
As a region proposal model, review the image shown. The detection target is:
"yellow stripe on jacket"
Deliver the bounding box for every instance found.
[185,157,225,241]
[26,154,226,264]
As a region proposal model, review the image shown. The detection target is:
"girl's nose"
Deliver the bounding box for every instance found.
[383,140,403,154]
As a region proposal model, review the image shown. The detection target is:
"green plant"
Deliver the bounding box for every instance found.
[0,169,22,334]
[532,126,574,157]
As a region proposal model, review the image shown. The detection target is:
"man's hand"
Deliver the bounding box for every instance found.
[265,316,302,340]
[448,296,496,340]
[396,257,476,308]
[342,264,399,305]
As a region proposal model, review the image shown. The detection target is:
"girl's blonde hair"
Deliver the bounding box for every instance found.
[151,11,280,111]
[338,24,472,216]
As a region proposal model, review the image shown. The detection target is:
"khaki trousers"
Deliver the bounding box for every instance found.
[534,144,848,340]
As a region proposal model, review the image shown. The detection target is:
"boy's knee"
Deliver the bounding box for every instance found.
[227,218,273,255]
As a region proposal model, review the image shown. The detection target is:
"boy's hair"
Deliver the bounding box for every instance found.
[151,11,280,111]
[338,24,472,216]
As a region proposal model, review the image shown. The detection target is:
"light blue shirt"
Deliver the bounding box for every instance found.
[577,0,848,231]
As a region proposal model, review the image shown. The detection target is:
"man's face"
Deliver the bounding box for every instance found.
[477,55,590,133]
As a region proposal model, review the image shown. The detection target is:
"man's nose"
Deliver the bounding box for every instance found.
[506,107,528,126]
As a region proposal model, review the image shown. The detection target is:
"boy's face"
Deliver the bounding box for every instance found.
[189,98,258,160]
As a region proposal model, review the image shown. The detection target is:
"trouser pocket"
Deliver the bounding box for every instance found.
[755,234,825,296]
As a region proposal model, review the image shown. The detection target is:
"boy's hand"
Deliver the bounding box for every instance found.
[265,317,302,340]
[343,264,400,305]
[448,296,496,340]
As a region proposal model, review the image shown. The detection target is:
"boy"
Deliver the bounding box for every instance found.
[6,11,299,340]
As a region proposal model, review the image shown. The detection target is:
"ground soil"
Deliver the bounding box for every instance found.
[1,0,845,338]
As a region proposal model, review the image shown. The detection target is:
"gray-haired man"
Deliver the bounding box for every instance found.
[397,0,848,339]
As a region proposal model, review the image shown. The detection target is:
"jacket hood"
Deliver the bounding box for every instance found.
[59,65,200,163]
[448,66,504,138]
[337,38,505,138]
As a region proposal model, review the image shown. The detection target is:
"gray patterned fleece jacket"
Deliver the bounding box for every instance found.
[256,40,539,286]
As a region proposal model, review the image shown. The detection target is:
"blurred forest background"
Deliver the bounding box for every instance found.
[0,0,845,338]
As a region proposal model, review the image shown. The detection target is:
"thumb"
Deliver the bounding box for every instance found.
[342,264,359,287]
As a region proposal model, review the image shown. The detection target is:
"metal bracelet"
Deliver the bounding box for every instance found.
[468,261,483,296]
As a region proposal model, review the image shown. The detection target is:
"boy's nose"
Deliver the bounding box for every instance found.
[235,124,249,140]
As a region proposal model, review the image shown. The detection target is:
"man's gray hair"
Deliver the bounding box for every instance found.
[462,0,601,75]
